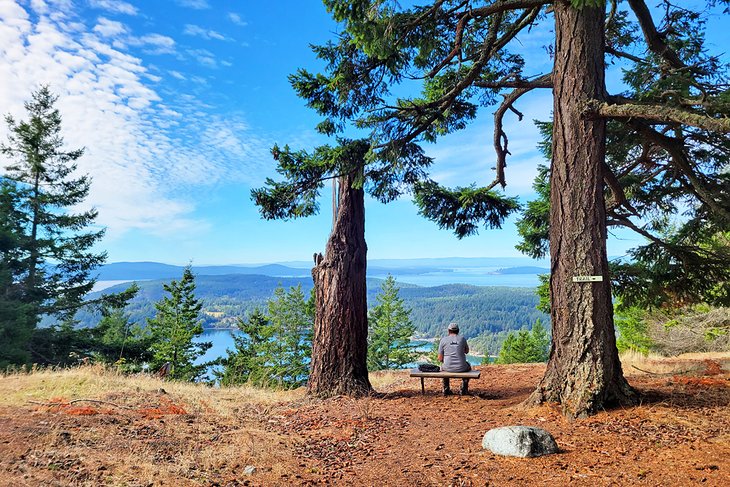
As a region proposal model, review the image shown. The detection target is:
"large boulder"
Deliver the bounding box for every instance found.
[482,426,558,458]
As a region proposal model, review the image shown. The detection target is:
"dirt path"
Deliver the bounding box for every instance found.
[1,363,729,486]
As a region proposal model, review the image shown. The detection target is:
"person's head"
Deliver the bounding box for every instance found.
[447,322,459,335]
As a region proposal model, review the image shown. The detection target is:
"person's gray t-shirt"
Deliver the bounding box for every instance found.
[438,335,471,372]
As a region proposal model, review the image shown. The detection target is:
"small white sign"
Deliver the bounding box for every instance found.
[572,275,603,282]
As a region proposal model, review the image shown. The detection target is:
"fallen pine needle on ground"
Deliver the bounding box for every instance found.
[0,356,728,486]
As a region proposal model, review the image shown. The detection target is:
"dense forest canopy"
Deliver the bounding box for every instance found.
[74,275,548,339]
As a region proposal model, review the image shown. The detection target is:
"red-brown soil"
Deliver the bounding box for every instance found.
[1,362,729,486]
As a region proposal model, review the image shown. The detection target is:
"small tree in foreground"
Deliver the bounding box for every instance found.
[368,275,417,371]
[496,319,550,364]
[147,267,211,381]
[217,286,313,388]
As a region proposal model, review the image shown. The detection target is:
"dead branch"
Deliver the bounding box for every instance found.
[492,73,551,188]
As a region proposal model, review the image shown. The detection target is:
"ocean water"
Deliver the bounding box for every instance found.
[370,268,541,287]
[196,331,488,370]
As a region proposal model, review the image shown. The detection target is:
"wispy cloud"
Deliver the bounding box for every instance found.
[176,0,210,9]
[186,47,216,67]
[88,0,137,16]
[227,12,247,27]
[183,24,226,41]
[93,17,126,37]
[0,1,271,239]
[127,32,176,55]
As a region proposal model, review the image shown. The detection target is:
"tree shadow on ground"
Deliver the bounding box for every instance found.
[373,384,536,402]
[634,383,730,410]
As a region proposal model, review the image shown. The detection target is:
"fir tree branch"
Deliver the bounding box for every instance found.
[585,99,730,133]
[474,74,553,89]
[469,0,552,19]
[602,163,639,216]
[626,0,704,74]
[626,120,730,222]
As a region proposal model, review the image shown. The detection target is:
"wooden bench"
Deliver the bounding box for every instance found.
[410,368,481,395]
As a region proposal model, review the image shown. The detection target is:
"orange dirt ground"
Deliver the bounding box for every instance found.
[1,362,729,486]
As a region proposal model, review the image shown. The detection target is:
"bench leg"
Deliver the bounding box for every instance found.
[421,377,425,395]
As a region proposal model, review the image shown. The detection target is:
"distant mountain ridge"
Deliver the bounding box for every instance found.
[97,258,549,281]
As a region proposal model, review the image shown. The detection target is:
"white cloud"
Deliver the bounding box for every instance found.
[0,1,271,239]
[176,0,210,9]
[183,24,226,41]
[186,48,216,67]
[88,0,138,16]
[93,17,126,37]
[227,12,247,27]
[168,70,185,80]
[127,33,176,55]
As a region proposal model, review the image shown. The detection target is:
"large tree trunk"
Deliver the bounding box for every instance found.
[526,1,636,418]
[308,172,372,397]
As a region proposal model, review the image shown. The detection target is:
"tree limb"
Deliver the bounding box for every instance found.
[492,73,552,188]
[603,164,639,216]
[585,99,730,133]
[474,74,552,89]
[469,0,552,18]
[605,46,647,64]
[626,120,730,222]
[626,0,703,74]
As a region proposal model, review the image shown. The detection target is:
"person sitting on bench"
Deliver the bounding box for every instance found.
[438,322,471,396]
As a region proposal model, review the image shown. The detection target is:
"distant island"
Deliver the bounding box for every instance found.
[491,266,549,275]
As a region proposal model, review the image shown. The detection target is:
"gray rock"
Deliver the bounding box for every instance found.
[243,465,256,475]
[482,426,558,458]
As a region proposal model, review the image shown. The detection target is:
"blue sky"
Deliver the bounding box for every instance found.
[0,1,724,265]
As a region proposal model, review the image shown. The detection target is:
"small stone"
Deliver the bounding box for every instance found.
[243,465,256,475]
[482,426,558,458]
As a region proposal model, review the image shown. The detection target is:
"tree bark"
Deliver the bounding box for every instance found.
[526,1,636,418]
[308,172,372,397]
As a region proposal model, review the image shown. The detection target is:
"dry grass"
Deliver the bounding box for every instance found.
[620,350,730,376]
[0,364,307,485]
[0,363,304,413]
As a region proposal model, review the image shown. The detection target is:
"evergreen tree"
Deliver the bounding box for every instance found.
[89,283,153,371]
[0,86,106,322]
[217,286,313,389]
[496,319,550,364]
[266,284,314,387]
[216,309,273,387]
[0,180,35,368]
[614,305,654,355]
[289,0,729,417]
[367,275,417,370]
[147,267,211,381]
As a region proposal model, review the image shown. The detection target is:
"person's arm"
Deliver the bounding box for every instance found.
[438,339,444,363]
[464,339,469,355]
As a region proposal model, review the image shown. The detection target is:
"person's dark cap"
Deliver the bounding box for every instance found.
[447,322,459,332]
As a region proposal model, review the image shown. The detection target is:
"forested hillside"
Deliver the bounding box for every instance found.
[73,274,547,338]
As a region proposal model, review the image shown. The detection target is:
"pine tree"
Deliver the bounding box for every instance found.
[1,86,106,322]
[216,309,273,387]
[90,283,153,371]
[367,275,417,370]
[0,180,35,368]
[217,286,313,388]
[496,319,550,364]
[147,267,211,381]
[266,285,314,387]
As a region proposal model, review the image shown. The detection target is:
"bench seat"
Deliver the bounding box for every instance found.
[410,368,481,395]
